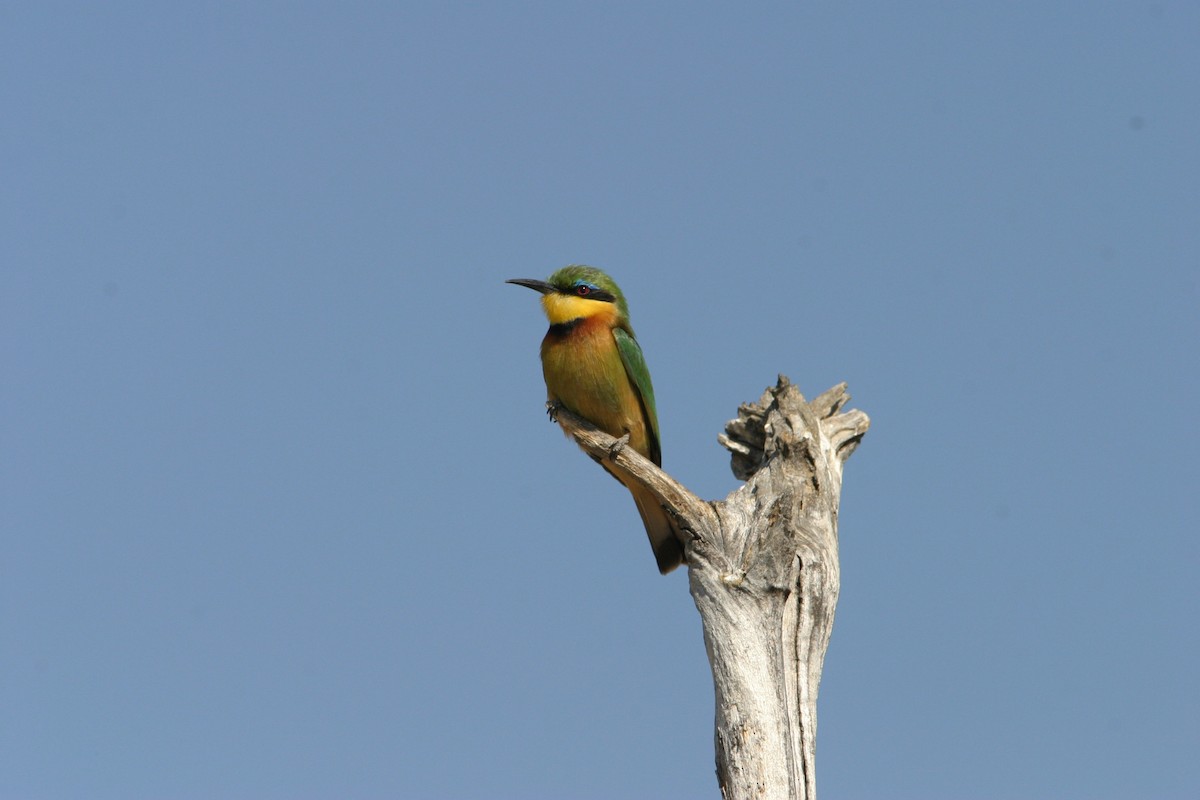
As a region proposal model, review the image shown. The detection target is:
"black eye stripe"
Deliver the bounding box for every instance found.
[560,284,616,303]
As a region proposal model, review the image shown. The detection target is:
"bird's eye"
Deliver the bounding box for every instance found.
[576,284,591,296]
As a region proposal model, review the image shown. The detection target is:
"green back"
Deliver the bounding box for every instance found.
[613,327,661,466]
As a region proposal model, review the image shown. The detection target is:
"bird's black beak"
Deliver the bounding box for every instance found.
[506,278,555,294]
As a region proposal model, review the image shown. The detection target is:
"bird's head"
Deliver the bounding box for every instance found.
[507,265,631,326]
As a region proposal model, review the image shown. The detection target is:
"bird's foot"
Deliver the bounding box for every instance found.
[545,400,563,422]
[608,433,630,460]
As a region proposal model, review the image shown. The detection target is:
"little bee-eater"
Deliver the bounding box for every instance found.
[508,266,683,574]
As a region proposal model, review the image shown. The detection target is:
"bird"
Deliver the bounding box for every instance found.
[508,265,684,574]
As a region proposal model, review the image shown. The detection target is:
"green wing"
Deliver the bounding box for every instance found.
[613,327,661,466]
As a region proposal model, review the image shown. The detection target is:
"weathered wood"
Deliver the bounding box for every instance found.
[551,376,868,800]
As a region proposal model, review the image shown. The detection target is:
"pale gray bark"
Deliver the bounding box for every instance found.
[550,377,868,800]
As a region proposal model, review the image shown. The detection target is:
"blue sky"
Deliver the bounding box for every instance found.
[3,3,1197,798]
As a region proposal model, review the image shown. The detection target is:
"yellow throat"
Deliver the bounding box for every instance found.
[541,292,619,326]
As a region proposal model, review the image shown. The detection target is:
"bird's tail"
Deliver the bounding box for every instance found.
[600,461,685,574]
[629,483,685,574]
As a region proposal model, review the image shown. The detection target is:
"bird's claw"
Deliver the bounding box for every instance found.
[608,433,631,459]
[545,400,563,422]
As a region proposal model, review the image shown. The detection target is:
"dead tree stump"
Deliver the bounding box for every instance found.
[551,376,869,800]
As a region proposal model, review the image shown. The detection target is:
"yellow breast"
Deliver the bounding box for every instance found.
[539,318,652,460]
